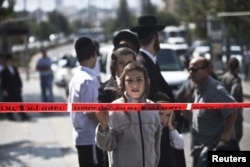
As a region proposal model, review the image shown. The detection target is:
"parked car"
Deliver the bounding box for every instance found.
[53,51,79,95]
[54,55,70,86]
[158,43,189,100]
[190,40,212,60]
[165,39,189,69]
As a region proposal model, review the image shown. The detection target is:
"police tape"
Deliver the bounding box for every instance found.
[1,102,250,112]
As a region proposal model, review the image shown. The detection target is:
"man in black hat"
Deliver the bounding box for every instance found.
[130,15,174,102]
[1,55,29,121]
[130,15,186,167]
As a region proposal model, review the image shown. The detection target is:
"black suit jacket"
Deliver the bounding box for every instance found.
[1,66,22,102]
[137,51,175,102]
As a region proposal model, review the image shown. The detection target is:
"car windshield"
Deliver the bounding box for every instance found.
[175,49,187,57]
[231,50,241,55]
[157,48,183,71]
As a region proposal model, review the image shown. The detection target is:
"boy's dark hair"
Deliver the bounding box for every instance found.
[74,37,96,63]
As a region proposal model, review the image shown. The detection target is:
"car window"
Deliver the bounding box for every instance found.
[176,49,187,57]
[231,50,242,55]
[157,48,183,71]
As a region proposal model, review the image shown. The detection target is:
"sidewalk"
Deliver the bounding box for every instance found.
[0,71,78,167]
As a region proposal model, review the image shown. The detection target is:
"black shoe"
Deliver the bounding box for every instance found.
[7,113,15,121]
[20,114,30,121]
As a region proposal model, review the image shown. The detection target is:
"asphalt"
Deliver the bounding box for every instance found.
[1,56,250,167]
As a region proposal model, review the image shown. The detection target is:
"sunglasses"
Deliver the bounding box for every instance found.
[188,66,206,73]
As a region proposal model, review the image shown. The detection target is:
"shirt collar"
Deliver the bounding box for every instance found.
[124,91,146,103]
[140,48,157,64]
[80,66,98,77]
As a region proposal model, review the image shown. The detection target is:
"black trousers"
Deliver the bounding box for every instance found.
[76,145,104,167]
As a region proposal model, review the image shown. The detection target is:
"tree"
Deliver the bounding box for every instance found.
[37,21,54,41]
[0,0,15,21]
[48,10,70,36]
[102,0,136,35]
[141,0,156,15]
[177,0,250,42]
[157,11,179,27]
[115,0,135,30]
[219,0,250,43]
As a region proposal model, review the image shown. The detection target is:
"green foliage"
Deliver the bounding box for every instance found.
[70,20,84,33]
[37,21,54,40]
[219,0,250,42]
[177,0,250,42]
[157,11,179,26]
[48,10,70,35]
[115,0,133,29]
[0,0,15,21]
[103,0,137,35]
[141,0,156,15]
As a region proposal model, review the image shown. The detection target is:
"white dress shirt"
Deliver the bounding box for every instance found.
[68,66,99,145]
[140,48,157,64]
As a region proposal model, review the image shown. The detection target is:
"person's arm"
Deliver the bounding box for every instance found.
[169,130,184,149]
[79,80,99,121]
[95,111,118,151]
[1,70,8,97]
[220,111,238,142]
[231,78,243,102]
[95,110,109,132]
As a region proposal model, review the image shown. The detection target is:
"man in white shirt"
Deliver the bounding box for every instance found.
[68,37,104,167]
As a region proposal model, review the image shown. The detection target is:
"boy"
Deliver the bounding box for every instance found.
[68,37,103,167]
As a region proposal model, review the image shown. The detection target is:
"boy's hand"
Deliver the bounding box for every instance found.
[167,111,174,131]
[95,110,109,131]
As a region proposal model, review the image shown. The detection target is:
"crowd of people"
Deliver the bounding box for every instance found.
[0,14,246,167]
[67,15,243,167]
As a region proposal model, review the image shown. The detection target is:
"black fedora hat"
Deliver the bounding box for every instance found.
[113,29,140,53]
[130,15,165,33]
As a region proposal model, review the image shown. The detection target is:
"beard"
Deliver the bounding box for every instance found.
[154,34,160,54]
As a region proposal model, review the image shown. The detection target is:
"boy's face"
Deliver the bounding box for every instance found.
[159,110,171,126]
[116,54,135,77]
[124,70,145,99]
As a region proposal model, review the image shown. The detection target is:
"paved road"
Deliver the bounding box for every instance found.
[1,44,250,167]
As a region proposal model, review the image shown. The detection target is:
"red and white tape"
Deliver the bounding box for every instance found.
[1,102,250,112]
